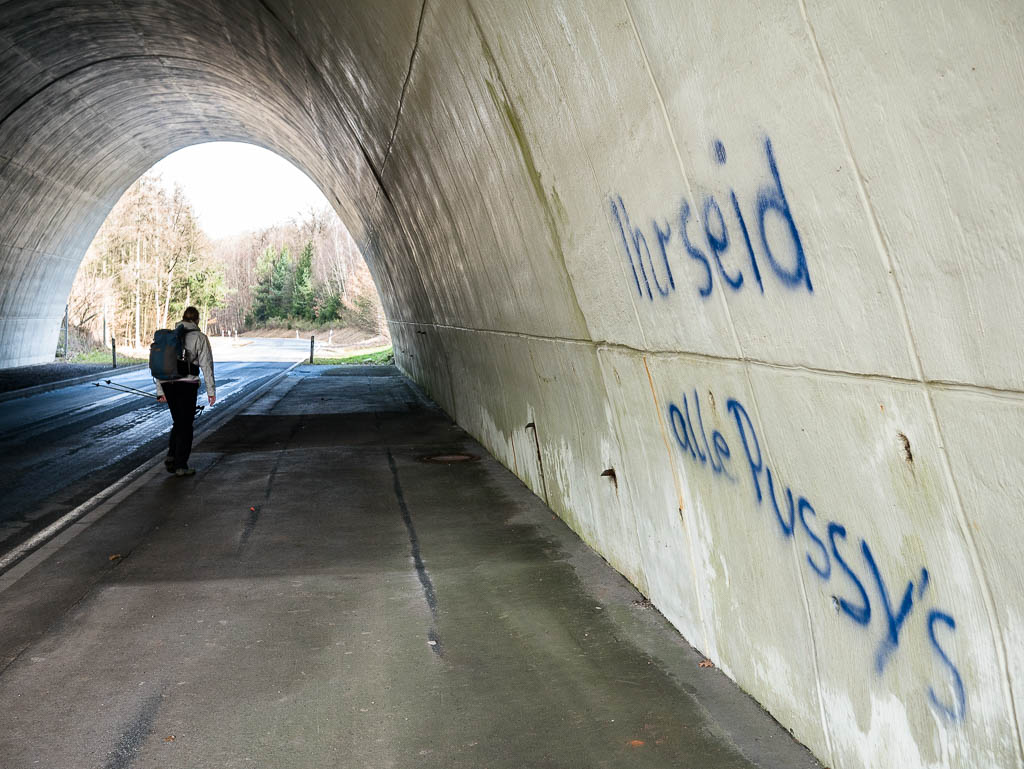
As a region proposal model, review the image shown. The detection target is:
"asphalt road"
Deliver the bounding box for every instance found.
[0,338,307,549]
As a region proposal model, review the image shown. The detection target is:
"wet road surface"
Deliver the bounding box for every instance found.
[0,364,821,769]
[0,338,304,550]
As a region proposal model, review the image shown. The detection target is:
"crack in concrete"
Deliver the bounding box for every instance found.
[386,448,443,658]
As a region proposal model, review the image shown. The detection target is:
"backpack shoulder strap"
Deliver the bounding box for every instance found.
[176,326,198,344]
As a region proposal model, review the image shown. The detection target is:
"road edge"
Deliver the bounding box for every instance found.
[0,363,148,403]
[0,359,303,582]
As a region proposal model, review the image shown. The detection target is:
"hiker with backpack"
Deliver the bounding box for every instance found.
[151,306,216,477]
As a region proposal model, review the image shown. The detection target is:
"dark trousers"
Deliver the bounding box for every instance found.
[164,381,200,470]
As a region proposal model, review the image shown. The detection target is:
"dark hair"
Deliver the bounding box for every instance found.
[182,306,200,324]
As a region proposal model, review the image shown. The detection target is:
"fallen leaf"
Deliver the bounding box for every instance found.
[249,506,256,512]
[108,554,122,562]
[698,658,714,668]
[628,740,645,747]
[163,735,175,742]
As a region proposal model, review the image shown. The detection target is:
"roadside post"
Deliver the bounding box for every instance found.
[111,337,117,369]
[309,335,314,364]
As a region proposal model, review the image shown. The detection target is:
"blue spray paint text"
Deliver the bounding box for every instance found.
[665,389,966,724]
[611,137,812,302]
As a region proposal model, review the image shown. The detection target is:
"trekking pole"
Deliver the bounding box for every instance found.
[93,381,206,420]
[92,380,159,399]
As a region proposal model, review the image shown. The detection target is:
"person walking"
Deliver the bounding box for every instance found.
[156,306,216,476]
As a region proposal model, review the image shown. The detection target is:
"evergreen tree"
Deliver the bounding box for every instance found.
[292,242,314,320]
[251,246,277,322]
[269,245,293,318]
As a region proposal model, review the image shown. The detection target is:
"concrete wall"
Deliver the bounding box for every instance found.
[2,2,1023,766]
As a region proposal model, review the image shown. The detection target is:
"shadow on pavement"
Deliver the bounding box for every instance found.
[0,365,821,769]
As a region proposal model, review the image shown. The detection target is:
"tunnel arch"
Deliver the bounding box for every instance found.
[0,0,424,367]
[4,3,1024,768]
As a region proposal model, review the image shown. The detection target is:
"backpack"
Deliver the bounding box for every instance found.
[149,327,199,380]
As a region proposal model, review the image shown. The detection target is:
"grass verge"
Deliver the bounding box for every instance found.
[312,346,394,366]
[68,349,146,366]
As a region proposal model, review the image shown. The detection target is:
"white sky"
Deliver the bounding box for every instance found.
[147,142,331,239]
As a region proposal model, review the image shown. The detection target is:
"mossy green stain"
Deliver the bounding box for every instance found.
[551,188,569,227]
[483,78,590,337]
[469,0,590,338]
[484,80,553,238]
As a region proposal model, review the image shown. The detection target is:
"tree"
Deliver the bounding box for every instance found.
[251,246,276,322]
[250,245,294,321]
[169,202,388,336]
[292,242,314,320]
[66,172,226,351]
[269,246,293,319]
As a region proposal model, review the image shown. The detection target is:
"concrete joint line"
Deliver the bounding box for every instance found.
[618,0,787,701]
[380,0,428,182]
[392,318,1024,401]
[0,359,303,584]
[799,1,1023,759]
[640,355,711,656]
[620,0,742,361]
[729,329,836,758]
[517,0,647,349]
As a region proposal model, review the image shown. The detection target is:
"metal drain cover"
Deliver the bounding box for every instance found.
[421,453,477,464]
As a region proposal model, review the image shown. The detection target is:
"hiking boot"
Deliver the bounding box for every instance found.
[164,456,176,473]
[174,467,196,477]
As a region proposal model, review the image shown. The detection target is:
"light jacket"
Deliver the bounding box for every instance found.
[154,321,215,398]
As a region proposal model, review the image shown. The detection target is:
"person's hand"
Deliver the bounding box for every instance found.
[157,395,167,403]
[208,394,216,406]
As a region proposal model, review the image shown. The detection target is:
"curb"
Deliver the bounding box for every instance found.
[0,363,148,403]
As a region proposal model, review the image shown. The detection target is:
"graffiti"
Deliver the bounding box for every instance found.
[667,388,967,723]
[667,392,733,479]
[610,137,812,301]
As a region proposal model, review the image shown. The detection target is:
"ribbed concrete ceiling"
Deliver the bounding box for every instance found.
[0,0,423,365]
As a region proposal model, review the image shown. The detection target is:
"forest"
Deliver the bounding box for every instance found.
[65,173,384,356]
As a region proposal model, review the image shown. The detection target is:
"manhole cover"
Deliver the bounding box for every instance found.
[421,453,477,464]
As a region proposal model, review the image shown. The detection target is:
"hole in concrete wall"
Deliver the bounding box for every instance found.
[897,431,914,465]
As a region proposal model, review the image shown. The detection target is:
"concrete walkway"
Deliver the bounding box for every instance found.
[0,366,820,769]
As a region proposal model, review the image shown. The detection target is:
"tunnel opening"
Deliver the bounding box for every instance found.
[0,0,420,370]
[59,141,390,369]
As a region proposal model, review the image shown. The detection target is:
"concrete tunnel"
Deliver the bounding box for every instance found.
[2,1,1023,767]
